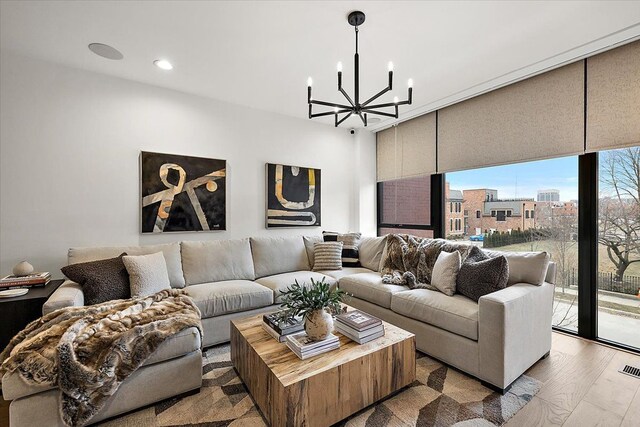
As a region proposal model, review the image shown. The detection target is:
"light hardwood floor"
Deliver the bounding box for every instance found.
[0,331,638,427]
[506,331,640,427]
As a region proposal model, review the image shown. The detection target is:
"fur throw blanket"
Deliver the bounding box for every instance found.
[0,289,202,427]
[381,234,473,288]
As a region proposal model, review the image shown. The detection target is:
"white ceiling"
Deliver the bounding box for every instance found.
[2,1,640,131]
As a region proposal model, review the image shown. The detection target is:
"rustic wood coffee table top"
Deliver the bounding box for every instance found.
[230,307,416,427]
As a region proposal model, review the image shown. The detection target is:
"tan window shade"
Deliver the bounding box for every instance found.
[376,112,436,181]
[586,40,640,152]
[437,61,584,173]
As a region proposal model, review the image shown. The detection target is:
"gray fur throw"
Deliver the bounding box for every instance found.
[380,234,474,288]
[0,289,202,427]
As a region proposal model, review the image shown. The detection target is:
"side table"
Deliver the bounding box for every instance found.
[0,279,64,352]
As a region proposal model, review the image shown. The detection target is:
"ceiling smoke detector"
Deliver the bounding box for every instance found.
[88,43,123,60]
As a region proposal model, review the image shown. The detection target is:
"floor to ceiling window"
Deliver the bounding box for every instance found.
[445,156,580,332]
[597,147,640,349]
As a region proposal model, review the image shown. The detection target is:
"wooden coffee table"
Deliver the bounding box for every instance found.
[230,309,416,427]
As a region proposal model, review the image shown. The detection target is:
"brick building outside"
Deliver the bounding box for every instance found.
[445,185,537,237]
[445,182,464,238]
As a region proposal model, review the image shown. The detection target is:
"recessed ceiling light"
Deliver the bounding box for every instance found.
[369,117,382,124]
[88,43,123,60]
[154,59,173,71]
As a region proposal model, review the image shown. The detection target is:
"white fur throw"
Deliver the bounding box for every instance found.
[0,289,202,427]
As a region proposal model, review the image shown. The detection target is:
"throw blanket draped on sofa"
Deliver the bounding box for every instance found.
[0,289,202,427]
[380,234,473,288]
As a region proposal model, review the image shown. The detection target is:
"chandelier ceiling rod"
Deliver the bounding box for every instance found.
[307,11,413,127]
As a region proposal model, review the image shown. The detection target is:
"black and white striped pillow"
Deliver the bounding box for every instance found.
[312,241,343,271]
[323,231,362,267]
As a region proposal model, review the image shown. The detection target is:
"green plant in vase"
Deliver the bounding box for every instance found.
[279,277,347,341]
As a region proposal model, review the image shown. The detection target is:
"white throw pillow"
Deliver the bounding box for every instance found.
[430,250,462,296]
[123,252,171,297]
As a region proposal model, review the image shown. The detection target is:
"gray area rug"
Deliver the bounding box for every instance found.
[99,344,541,427]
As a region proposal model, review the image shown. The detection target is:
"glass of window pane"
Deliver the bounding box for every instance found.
[597,147,640,349]
[446,156,579,332]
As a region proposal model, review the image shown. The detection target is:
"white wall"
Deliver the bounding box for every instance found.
[0,51,377,277]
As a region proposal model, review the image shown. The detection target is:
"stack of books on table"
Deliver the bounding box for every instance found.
[334,310,385,344]
[285,331,340,360]
[0,272,51,289]
[262,311,304,342]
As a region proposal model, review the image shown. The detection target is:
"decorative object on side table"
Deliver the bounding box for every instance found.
[12,261,34,276]
[279,277,346,341]
[0,271,51,289]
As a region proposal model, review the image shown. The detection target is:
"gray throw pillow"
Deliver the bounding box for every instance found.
[456,246,509,302]
[123,252,172,297]
[61,253,130,305]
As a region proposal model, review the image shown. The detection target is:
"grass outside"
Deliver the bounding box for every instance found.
[489,239,640,278]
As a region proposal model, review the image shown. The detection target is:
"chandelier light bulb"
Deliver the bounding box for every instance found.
[388,61,394,72]
[337,62,343,72]
[408,78,414,88]
[393,96,399,104]
[307,77,313,87]
[334,107,339,113]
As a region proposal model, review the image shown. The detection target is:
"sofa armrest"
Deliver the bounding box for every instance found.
[42,280,84,315]
[478,282,554,389]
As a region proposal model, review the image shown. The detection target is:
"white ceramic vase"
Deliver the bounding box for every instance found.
[304,309,334,341]
[12,261,34,277]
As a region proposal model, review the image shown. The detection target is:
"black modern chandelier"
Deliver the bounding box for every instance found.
[307,11,413,127]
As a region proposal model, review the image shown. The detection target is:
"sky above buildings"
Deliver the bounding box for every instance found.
[446,156,579,202]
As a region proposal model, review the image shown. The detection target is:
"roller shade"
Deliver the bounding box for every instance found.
[586,40,640,152]
[376,112,436,182]
[437,61,584,173]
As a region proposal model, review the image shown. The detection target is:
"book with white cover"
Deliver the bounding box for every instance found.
[285,331,339,352]
[335,320,384,339]
[287,340,340,360]
[287,331,338,350]
[335,324,384,344]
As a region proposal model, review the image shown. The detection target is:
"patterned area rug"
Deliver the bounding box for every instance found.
[99,344,541,427]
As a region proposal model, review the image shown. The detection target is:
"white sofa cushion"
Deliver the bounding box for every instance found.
[485,250,550,285]
[359,236,387,271]
[391,289,479,340]
[338,272,408,309]
[317,267,374,280]
[181,239,255,285]
[250,236,310,278]
[68,243,185,288]
[185,280,273,318]
[255,271,335,303]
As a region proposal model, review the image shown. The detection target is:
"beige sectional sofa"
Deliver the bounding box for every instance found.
[3,234,555,426]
